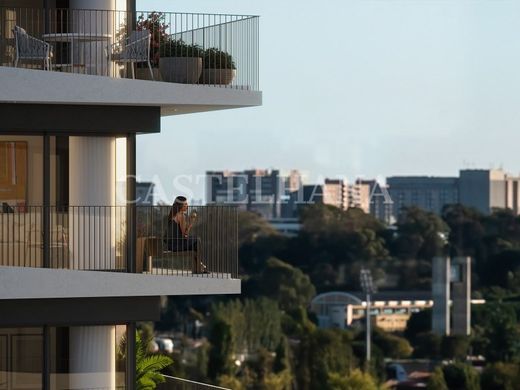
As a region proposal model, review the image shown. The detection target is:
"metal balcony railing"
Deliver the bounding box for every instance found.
[158,376,231,390]
[0,205,238,279]
[0,7,259,90]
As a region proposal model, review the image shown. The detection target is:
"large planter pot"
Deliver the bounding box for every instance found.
[135,67,162,81]
[159,57,202,84]
[200,68,236,85]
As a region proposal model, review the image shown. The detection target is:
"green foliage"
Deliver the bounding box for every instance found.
[208,298,287,382]
[482,250,520,292]
[254,258,316,311]
[238,211,281,246]
[392,206,449,261]
[203,47,236,69]
[159,39,204,58]
[295,328,356,390]
[281,306,316,338]
[404,309,432,342]
[413,332,442,359]
[263,369,293,390]
[135,331,173,390]
[442,204,484,258]
[273,337,290,373]
[218,374,244,390]
[472,303,520,362]
[371,328,413,359]
[207,319,235,380]
[300,205,388,265]
[427,367,448,390]
[442,362,480,390]
[212,298,284,353]
[440,335,470,360]
[480,362,520,390]
[328,369,378,390]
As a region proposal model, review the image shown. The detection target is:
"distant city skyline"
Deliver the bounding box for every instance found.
[143,165,520,205]
[137,0,520,203]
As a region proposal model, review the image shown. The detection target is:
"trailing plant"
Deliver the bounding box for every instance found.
[136,12,170,66]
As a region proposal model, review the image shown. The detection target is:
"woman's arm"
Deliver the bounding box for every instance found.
[178,213,195,237]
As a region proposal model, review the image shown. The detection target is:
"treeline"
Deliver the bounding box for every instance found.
[241,203,520,295]
[154,203,520,389]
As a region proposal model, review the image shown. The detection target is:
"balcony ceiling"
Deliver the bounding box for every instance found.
[0,67,262,116]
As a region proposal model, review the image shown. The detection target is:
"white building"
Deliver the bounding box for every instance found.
[0,1,261,388]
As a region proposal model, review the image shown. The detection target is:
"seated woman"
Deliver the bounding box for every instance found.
[164,196,208,274]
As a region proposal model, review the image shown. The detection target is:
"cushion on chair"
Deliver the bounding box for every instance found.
[14,25,27,35]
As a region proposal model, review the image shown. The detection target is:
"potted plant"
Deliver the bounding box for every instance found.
[200,47,236,85]
[159,39,204,83]
[133,12,169,80]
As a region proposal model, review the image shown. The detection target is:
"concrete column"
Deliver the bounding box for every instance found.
[432,256,450,335]
[452,256,471,336]
[69,0,126,76]
[69,326,116,389]
[69,137,116,270]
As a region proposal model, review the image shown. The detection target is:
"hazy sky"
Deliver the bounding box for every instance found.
[136,0,520,203]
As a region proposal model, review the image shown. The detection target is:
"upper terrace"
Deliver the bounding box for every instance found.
[0,7,261,115]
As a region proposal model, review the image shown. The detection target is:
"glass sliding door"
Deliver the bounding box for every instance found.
[0,136,43,268]
[0,327,43,390]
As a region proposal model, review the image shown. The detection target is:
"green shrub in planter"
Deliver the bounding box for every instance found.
[203,47,236,69]
[201,48,236,85]
[160,39,204,58]
[159,40,204,84]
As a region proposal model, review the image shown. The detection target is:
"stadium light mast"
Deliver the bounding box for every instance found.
[360,268,376,364]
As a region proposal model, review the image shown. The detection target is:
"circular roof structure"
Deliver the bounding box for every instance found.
[311,291,363,306]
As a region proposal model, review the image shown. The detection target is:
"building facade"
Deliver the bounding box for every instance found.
[357,179,394,223]
[0,1,261,388]
[323,179,348,210]
[459,169,520,215]
[387,176,459,219]
[136,182,155,206]
[206,169,302,219]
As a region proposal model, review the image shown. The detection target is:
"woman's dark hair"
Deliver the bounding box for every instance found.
[169,196,187,219]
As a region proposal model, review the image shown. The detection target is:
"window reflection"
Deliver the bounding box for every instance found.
[0,327,43,390]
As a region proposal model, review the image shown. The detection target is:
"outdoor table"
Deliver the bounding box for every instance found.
[42,32,112,74]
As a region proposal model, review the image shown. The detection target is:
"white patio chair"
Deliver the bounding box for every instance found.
[12,25,52,70]
[110,30,153,80]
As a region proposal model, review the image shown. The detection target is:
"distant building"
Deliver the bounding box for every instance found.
[268,218,301,237]
[387,176,459,219]
[387,169,520,219]
[136,182,155,205]
[357,179,394,224]
[432,256,472,336]
[459,169,520,215]
[206,169,302,219]
[318,179,371,213]
[348,181,371,213]
[310,291,434,332]
[323,179,348,209]
[311,290,483,333]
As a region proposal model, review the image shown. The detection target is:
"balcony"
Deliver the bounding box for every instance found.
[0,205,240,299]
[0,7,261,115]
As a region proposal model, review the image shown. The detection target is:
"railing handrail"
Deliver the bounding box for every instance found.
[0,6,259,20]
[1,6,259,91]
[0,204,239,278]
[162,375,231,390]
